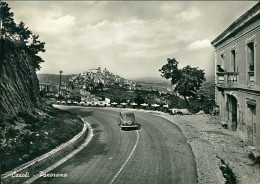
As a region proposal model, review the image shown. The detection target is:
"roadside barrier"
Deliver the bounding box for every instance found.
[1,117,88,184]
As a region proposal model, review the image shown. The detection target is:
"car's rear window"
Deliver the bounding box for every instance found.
[124,114,134,118]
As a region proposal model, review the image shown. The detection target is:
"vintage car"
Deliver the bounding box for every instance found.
[118,111,138,130]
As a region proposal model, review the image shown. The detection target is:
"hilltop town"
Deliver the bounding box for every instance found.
[39,67,179,105]
[40,67,139,101]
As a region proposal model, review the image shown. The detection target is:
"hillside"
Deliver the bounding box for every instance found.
[129,76,214,94]
[0,3,84,174]
[200,75,215,97]
[0,38,41,119]
[69,67,139,91]
[129,77,172,92]
[130,77,171,84]
[37,74,76,84]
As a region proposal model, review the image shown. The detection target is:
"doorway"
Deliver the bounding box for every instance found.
[228,95,237,130]
[247,104,256,146]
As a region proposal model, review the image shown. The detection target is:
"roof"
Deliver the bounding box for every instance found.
[211,2,260,46]
[121,111,134,115]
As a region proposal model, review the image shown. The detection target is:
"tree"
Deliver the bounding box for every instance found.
[0,2,45,71]
[16,22,32,43]
[159,58,182,84]
[0,2,17,38]
[97,82,104,91]
[135,95,145,105]
[159,58,206,106]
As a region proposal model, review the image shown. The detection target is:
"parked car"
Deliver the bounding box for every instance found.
[73,101,79,105]
[97,101,109,107]
[118,112,138,130]
[90,101,98,106]
[79,101,85,106]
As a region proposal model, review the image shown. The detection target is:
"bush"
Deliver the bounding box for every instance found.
[248,152,260,165]
[218,157,238,184]
[1,107,83,173]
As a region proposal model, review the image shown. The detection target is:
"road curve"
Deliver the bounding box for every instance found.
[34,107,197,184]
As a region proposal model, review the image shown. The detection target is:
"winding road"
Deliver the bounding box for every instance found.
[34,106,198,184]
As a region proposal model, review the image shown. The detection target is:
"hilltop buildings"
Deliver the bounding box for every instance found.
[39,67,143,102]
[211,3,260,151]
[71,67,140,92]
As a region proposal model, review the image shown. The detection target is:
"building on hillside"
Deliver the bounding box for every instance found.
[211,2,260,151]
[39,83,59,97]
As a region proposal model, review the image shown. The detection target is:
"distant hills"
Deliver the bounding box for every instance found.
[130,77,171,84]
[130,75,215,94]
[199,75,215,96]
[130,76,214,84]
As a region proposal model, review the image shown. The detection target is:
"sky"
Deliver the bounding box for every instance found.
[7,1,257,78]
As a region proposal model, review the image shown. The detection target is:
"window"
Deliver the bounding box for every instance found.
[221,54,225,69]
[124,114,134,118]
[231,50,236,72]
[247,42,255,83]
[247,42,254,72]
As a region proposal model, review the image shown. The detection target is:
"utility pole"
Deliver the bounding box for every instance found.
[59,70,63,99]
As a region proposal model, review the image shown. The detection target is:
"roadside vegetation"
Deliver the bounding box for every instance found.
[94,88,214,114]
[218,157,238,184]
[248,152,260,165]
[1,104,83,173]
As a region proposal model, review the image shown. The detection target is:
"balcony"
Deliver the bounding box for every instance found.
[216,72,239,86]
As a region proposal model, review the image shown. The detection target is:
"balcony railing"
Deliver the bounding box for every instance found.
[216,72,239,86]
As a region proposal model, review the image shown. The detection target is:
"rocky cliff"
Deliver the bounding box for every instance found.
[0,38,40,119]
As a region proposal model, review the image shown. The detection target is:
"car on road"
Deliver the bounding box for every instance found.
[118,112,138,130]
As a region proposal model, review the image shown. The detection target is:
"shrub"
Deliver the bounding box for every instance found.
[218,157,238,184]
[248,152,260,165]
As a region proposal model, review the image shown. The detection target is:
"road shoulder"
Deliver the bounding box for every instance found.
[153,112,260,184]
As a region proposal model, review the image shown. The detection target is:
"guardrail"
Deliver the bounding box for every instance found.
[1,118,88,184]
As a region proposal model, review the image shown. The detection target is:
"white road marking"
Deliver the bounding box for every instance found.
[109,131,139,184]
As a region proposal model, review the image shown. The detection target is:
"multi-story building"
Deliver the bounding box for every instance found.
[211,2,260,151]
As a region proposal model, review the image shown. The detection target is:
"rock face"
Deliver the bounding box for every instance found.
[0,38,40,119]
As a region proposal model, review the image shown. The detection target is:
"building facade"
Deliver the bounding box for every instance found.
[211,3,260,150]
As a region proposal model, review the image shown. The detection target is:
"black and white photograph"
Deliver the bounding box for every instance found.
[1,1,260,184]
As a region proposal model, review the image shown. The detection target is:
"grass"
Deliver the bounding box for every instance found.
[0,105,83,174]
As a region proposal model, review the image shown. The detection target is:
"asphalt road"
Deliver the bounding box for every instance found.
[35,107,197,184]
